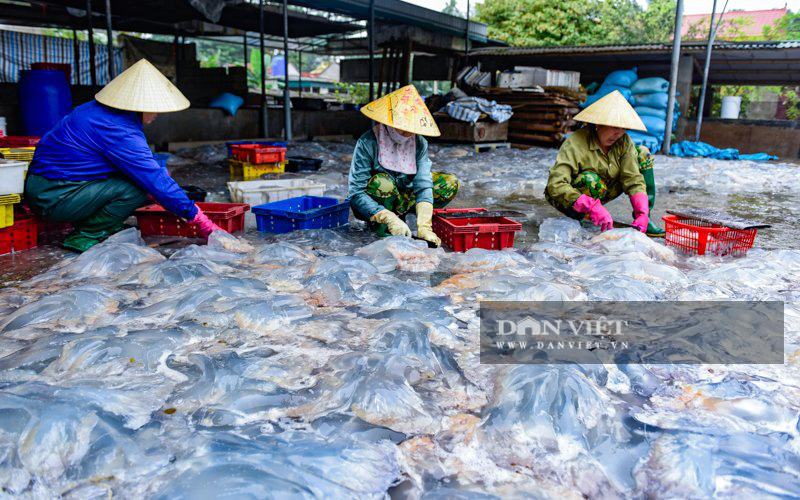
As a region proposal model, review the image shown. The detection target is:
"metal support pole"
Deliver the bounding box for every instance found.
[368,0,375,101]
[259,0,267,138]
[283,0,291,141]
[86,0,97,87]
[663,0,684,154]
[298,51,302,97]
[104,0,114,81]
[695,0,718,142]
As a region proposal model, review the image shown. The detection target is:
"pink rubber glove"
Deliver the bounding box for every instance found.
[573,194,614,231]
[629,192,649,233]
[190,205,225,238]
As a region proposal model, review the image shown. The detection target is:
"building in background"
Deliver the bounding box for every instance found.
[682,7,789,40]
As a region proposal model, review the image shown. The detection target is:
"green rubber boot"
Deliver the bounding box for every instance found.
[641,168,665,237]
[62,208,127,253]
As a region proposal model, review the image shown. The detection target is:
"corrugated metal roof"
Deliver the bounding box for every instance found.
[469,40,800,57]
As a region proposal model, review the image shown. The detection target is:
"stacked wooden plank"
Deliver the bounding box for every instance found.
[477,87,586,149]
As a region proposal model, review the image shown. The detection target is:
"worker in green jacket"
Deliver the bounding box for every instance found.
[348,85,459,247]
[545,90,665,237]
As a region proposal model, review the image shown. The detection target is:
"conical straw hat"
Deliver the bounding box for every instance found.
[573,90,646,132]
[360,85,440,137]
[95,59,190,113]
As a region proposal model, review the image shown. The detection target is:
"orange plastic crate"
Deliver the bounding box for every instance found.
[662,215,757,257]
[231,144,287,164]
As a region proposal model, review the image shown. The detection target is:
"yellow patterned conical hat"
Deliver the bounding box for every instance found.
[95,58,190,113]
[573,90,647,131]
[360,85,440,137]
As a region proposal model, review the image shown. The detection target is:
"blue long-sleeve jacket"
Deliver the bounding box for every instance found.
[347,128,433,218]
[29,100,197,220]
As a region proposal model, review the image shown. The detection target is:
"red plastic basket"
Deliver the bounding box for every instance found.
[662,215,757,257]
[0,136,40,147]
[433,208,522,252]
[0,215,38,255]
[231,144,287,164]
[135,202,250,237]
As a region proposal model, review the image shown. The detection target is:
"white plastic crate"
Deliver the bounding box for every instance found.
[227,179,326,229]
[227,179,326,205]
[0,159,26,196]
[498,66,580,90]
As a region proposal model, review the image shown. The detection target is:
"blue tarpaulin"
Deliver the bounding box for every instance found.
[0,29,123,85]
[670,141,777,161]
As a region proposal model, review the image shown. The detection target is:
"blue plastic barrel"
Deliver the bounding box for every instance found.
[19,69,72,136]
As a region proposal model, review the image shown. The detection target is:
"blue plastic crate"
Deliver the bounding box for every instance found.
[154,153,169,169]
[252,196,349,233]
[226,140,288,157]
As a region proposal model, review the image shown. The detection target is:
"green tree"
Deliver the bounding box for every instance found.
[762,11,800,40]
[640,0,677,43]
[475,0,605,46]
[474,0,676,47]
[596,0,647,45]
[287,52,322,73]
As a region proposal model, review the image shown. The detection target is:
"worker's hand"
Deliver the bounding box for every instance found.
[370,209,412,237]
[415,202,441,247]
[573,194,613,231]
[629,192,649,233]
[190,205,225,238]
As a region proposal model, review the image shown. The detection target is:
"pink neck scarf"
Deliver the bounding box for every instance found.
[374,124,417,175]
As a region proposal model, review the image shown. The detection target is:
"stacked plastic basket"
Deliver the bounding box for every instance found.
[227,141,288,181]
[0,135,39,254]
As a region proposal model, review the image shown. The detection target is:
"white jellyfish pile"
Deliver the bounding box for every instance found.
[0,143,799,498]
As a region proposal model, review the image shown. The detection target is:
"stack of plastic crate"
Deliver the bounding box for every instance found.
[0,156,36,254]
[228,143,288,180]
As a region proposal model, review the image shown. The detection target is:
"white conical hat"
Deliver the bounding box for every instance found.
[95,59,190,113]
[573,90,647,131]
[360,85,440,137]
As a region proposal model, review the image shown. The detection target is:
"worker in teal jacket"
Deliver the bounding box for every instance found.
[25,59,224,252]
[348,85,459,247]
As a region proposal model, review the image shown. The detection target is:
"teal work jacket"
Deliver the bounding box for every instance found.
[347,128,434,218]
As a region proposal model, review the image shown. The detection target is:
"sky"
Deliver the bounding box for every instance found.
[403,0,800,16]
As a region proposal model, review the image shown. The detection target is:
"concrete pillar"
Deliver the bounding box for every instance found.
[675,55,694,142]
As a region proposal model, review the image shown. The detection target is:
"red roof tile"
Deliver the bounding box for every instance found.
[682,8,788,39]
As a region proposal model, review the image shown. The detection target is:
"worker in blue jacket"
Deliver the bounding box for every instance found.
[25,59,223,252]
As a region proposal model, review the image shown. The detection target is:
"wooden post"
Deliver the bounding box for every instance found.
[242,33,247,67]
[368,0,375,101]
[72,27,80,84]
[378,45,387,96]
[86,0,97,87]
[401,39,412,86]
[104,0,114,80]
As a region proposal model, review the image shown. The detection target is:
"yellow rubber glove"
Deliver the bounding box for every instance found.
[415,202,441,247]
[370,209,412,237]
